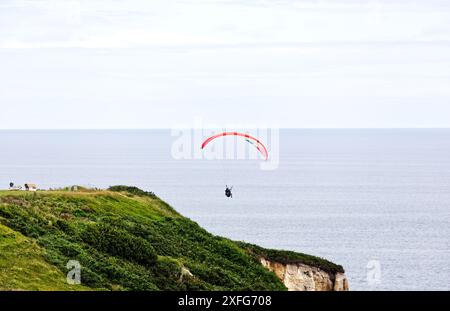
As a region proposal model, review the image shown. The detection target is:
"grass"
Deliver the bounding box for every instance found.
[0,224,90,290]
[0,187,344,291]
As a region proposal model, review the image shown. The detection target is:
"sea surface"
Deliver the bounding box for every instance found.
[0,129,449,290]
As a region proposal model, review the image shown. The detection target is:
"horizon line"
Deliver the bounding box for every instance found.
[1,127,450,130]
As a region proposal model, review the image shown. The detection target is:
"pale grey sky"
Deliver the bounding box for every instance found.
[1,0,450,128]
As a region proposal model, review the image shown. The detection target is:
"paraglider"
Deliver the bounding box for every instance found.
[201,132,269,198]
[201,132,269,161]
[225,186,233,198]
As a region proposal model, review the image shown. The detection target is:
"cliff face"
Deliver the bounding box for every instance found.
[260,258,349,291]
[0,186,347,291]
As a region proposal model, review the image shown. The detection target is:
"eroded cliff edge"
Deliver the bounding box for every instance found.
[240,243,349,291]
[260,258,349,291]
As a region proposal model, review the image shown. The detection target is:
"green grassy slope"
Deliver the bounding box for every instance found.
[0,186,343,291]
[0,224,89,290]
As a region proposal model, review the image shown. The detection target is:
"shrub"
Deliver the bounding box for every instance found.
[81,223,157,266]
[108,186,156,198]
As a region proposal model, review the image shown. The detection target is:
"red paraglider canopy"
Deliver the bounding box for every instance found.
[201,132,269,160]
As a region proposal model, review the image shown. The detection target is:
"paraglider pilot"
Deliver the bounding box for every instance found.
[225,186,233,198]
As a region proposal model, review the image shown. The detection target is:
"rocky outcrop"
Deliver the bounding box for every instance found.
[260,258,349,291]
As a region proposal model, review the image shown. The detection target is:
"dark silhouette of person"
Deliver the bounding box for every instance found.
[225,186,233,198]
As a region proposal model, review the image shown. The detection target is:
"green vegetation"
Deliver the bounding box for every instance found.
[0,187,343,291]
[108,185,157,199]
[0,223,89,290]
[239,243,344,274]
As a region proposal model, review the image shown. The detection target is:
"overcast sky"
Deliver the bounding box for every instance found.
[1,0,450,129]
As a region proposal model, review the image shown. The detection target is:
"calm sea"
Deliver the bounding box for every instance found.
[0,129,449,290]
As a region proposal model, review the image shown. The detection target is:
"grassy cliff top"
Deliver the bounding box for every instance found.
[0,186,343,291]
